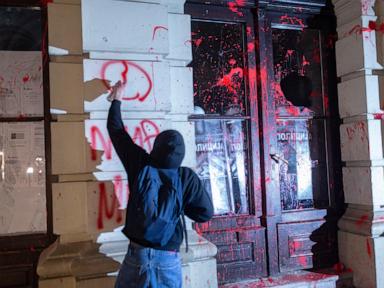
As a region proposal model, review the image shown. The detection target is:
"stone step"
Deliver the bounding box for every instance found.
[220,271,339,288]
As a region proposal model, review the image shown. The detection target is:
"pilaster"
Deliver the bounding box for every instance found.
[332,0,384,287]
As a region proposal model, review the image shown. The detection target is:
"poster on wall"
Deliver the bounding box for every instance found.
[277,119,313,210]
[0,121,46,235]
[194,119,248,215]
[0,51,43,117]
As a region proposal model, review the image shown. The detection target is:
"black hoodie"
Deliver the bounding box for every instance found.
[107,100,213,251]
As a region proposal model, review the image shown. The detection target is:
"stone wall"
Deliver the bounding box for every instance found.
[37,1,218,287]
[333,0,384,287]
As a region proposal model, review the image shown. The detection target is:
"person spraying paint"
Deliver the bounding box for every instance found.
[107,81,213,288]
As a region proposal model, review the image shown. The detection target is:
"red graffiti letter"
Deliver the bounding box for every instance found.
[90,126,112,161]
[97,183,123,230]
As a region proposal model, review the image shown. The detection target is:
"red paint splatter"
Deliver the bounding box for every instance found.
[195,222,210,235]
[286,49,294,57]
[216,68,243,93]
[247,42,255,53]
[373,113,384,120]
[346,127,355,140]
[152,25,168,40]
[228,0,246,16]
[323,94,329,110]
[193,37,203,47]
[298,256,308,267]
[97,182,123,230]
[246,26,252,36]
[356,214,369,227]
[333,262,345,273]
[22,75,30,83]
[100,60,153,102]
[345,20,384,37]
[366,238,372,258]
[280,15,305,28]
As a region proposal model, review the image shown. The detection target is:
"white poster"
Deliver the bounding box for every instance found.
[0,51,43,117]
[0,121,46,235]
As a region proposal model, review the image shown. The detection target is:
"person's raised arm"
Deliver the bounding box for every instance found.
[107,82,149,175]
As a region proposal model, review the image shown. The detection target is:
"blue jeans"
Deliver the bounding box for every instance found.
[114,242,182,288]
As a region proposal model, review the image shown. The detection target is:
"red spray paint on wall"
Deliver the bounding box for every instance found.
[90,125,113,161]
[100,60,153,102]
[97,182,123,230]
[90,120,160,229]
[152,25,168,40]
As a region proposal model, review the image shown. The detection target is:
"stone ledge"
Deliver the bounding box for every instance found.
[220,271,339,288]
[38,238,120,280]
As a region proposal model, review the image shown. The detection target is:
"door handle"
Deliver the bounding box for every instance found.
[270,153,288,165]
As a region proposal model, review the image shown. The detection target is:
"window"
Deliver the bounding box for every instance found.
[190,20,250,215]
[0,6,47,235]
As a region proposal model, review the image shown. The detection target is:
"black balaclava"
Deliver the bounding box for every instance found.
[150,130,185,169]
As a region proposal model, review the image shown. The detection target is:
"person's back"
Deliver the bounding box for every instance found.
[107,82,214,288]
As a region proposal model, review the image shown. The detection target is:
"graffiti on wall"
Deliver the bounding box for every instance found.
[83,59,162,230]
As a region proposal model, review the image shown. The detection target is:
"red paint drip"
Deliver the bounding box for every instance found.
[121,61,128,84]
[356,214,369,227]
[22,75,30,83]
[366,238,372,258]
[152,25,168,40]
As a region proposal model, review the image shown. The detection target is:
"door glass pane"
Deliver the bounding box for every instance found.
[195,119,249,215]
[272,28,329,211]
[191,20,246,116]
[272,28,323,117]
[277,120,328,211]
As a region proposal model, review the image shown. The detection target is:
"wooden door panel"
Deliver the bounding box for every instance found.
[0,266,33,288]
[277,220,325,272]
[196,217,267,284]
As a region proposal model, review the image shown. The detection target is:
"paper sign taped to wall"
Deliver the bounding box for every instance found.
[0,121,46,235]
[0,51,43,117]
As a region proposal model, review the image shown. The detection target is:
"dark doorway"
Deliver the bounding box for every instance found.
[186,0,342,285]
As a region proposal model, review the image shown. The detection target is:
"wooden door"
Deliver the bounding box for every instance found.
[186,0,342,284]
[185,2,268,284]
[257,4,342,274]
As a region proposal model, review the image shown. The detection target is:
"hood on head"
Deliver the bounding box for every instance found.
[150,130,185,169]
